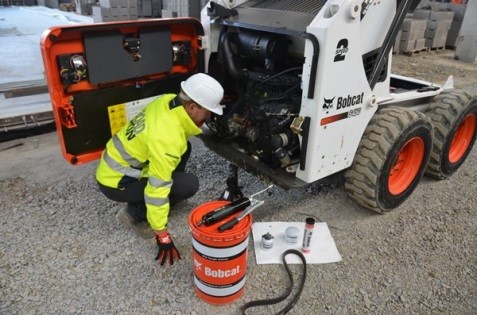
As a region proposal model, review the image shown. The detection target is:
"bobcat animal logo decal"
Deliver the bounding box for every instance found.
[323,97,335,109]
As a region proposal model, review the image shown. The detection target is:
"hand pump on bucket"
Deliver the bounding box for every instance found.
[194,185,273,230]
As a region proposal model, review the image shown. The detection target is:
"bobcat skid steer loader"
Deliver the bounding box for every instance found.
[41,0,476,213]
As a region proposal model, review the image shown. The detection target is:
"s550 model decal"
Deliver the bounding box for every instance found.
[348,107,362,117]
[334,39,348,62]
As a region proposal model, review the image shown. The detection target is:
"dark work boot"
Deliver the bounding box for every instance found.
[115,203,153,239]
[126,202,147,222]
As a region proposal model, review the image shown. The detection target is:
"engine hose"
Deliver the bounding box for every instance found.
[248,67,303,118]
[264,82,301,103]
[220,32,245,80]
[240,249,307,315]
[253,67,303,90]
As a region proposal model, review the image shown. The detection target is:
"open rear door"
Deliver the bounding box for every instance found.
[41,19,204,165]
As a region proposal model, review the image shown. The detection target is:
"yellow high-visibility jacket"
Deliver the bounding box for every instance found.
[96,94,202,230]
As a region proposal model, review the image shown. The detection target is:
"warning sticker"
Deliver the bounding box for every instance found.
[124,96,161,120]
[107,104,127,136]
[107,95,162,136]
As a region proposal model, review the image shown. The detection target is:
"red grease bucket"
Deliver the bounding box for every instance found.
[188,200,252,305]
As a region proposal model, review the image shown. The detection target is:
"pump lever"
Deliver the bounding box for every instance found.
[195,197,251,227]
[218,199,264,232]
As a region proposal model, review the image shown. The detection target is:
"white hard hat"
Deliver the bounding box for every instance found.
[180,73,224,115]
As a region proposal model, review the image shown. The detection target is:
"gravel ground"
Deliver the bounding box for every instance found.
[1,51,476,314]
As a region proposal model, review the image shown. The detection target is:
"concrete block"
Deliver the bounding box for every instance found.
[426,36,447,48]
[161,9,177,18]
[180,0,200,9]
[128,7,138,15]
[425,28,447,40]
[110,7,128,16]
[400,39,416,51]
[415,38,426,50]
[430,11,454,23]
[110,7,119,15]
[75,0,93,15]
[427,19,448,31]
[140,0,152,16]
[402,19,427,32]
[401,29,425,41]
[438,36,447,48]
[162,0,176,10]
[99,0,117,8]
[92,6,112,22]
[413,9,431,20]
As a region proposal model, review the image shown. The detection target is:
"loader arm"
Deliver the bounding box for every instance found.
[368,0,421,90]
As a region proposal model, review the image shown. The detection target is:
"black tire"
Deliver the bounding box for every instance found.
[345,107,432,213]
[425,89,477,179]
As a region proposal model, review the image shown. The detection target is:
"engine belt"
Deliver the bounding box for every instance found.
[240,249,307,315]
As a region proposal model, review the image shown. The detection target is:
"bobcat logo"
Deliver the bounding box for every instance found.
[323,97,335,109]
[194,258,202,271]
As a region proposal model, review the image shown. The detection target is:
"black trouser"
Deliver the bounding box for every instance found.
[97,141,199,222]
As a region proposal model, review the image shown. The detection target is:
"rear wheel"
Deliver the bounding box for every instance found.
[345,107,432,213]
[425,90,477,179]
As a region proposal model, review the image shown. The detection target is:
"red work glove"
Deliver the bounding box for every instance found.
[155,230,181,266]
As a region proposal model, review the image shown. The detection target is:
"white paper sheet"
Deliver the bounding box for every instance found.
[252,222,342,264]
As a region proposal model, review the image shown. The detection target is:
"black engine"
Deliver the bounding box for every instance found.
[207,28,304,169]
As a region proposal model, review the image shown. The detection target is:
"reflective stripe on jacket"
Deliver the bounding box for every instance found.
[95,94,202,230]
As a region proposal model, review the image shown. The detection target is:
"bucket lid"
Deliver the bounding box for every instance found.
[188,200,252,246]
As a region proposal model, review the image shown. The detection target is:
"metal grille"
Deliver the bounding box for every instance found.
[363,51,388,84]
[251,0,327,14]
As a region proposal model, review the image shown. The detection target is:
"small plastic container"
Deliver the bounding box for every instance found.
[285,226,300,244]
[261,232,274,250]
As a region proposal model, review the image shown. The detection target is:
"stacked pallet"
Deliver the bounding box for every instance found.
[176,0,202,18]
[162,0,207,19]
[161,0,177,18]
[397,18,428,55]
[92,0,138,22]
[414,9,454,50]
[74,0,94,15]
[137,0,162,18]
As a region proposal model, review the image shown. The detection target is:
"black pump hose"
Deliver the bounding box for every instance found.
[240,249,307,315]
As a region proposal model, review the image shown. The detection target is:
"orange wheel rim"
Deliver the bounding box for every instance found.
[388,137,425,195]
[449,113,477,164]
